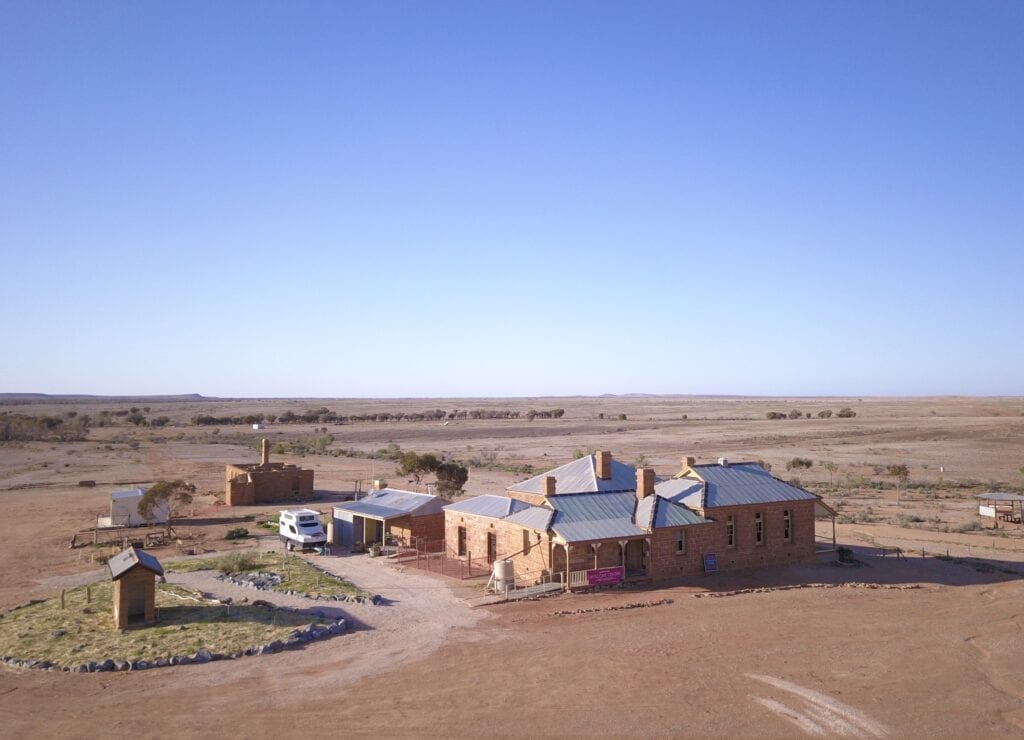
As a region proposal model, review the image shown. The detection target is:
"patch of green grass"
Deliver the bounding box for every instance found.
[166,552,368,599]
[0,582,326,668]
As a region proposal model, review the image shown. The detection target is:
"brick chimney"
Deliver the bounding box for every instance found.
[681,456,696,472]
[636,467,655,500]
[595,450,612,480]
[542,476,557,496]
[261,438,271,466]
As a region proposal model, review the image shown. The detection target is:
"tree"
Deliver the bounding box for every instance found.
[398,451,440,484]
[788,409,803,420]
[822,461,838,486]
[837,407,857,418]
[434,462,469,498]
[886,464,910,505]
[137,479,196,529]
[818,409,833,418]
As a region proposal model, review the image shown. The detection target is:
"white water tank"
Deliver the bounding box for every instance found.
[493,559,514,591]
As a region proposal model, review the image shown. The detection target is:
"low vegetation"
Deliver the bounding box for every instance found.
[165,552,368,599]
[0,412,91,442]
[0,582,326,668]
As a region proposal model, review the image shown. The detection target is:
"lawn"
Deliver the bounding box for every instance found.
[0,582,328,668]
[165,551,369,599]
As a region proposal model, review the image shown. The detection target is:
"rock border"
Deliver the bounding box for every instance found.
[692,582,922,598]
[217,568,381,605]
[0,598,348,674]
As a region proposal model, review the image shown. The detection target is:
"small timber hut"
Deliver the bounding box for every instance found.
[108,546,164,628]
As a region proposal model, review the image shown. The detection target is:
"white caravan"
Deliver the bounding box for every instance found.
[279,508,326,551]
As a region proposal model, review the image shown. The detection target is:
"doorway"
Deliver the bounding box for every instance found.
[486,531,497,563]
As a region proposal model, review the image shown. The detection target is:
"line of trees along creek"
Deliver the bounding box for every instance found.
[192,407,566,426]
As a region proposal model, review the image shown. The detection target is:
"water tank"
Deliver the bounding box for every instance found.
[493,559,515,591]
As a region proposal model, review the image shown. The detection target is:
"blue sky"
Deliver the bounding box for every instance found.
[2,1,1022,397]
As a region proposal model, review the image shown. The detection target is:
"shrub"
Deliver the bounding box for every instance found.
[837,407,857,418]
[785,457,813,471]
[225,527,250,540]
[818,409,833,418]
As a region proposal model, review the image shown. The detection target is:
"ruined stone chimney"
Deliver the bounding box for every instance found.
[261,438,270,466]
[636,467,655,500]
[542,476,557,497]
[596,450,612,480]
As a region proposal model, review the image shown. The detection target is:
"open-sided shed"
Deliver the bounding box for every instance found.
[333,488,445,547]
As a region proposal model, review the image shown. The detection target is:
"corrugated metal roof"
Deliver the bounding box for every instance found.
[443,494,530,520]
[334,488,444,520]
[108,546,163,580]
[549,492,646,542]
[636,494,708,529]
[504,506,554,531]
[678,463,819,507]
[653,498,709,527]
[509,455,637,495]
[977,492,1024,502]
[111,488,145,500]
[654,478,705,507]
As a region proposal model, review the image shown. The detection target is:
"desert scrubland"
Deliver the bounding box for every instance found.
[1,394,1023,736]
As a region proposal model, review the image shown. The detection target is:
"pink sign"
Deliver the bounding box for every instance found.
[587,566,624,586]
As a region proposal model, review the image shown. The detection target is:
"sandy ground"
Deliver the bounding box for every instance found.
[2,395,1024,736]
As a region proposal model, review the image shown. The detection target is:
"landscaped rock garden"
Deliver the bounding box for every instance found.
[0,581,348,674]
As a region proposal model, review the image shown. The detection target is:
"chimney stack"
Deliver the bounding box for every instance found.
[261,438,270,466]
[682,456,696,471]
[596,450,612,480]
[372,479,384,492]
[636,467,655,499]
[718,457,729,467]
[542,476,557,497]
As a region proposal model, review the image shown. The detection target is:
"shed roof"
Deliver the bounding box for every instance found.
[977,492,1024,502]
[334,488,444,521]
[110,488,146,500]
[509,454,637,496]
[444,494,532,520]
[661,462,819,508]
[108,546,163,580]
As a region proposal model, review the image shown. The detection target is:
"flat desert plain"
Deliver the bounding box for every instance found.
[1,394,1024,737]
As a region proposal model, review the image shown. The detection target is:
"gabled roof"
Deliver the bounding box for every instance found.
[549,492,646,542]
[509,455,637,496]
[505,505,554,532]
[635,494,709,529]
[108,546,163,580]
[661,462,819,508]
[444,494,532,520]
[334,488,444,521]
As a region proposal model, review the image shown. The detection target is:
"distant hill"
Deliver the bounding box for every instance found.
[0,393,212,404]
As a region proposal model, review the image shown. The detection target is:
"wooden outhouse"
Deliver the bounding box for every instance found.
[108,546,164,629]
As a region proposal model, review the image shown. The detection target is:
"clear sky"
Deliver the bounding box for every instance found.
[2,1,1022,397]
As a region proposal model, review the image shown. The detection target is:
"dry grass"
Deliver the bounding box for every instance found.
[165,552,368,598]
[0,582,325,667]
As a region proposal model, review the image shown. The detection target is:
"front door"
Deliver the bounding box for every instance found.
[487,532,497,563]
[457,526,467,556]
[625,540,645,573]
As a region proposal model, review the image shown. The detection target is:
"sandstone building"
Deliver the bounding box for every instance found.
[443,451,834,588]
[225,438,314,506]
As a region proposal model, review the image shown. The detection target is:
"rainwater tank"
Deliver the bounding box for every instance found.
[493,559,514,591]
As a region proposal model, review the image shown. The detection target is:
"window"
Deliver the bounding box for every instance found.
[755,513,764,545]
[457,526,467,556]
[726,516,735,548]
[676,529,686,555]
[523,529,531,555]
[783,509,792,542]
